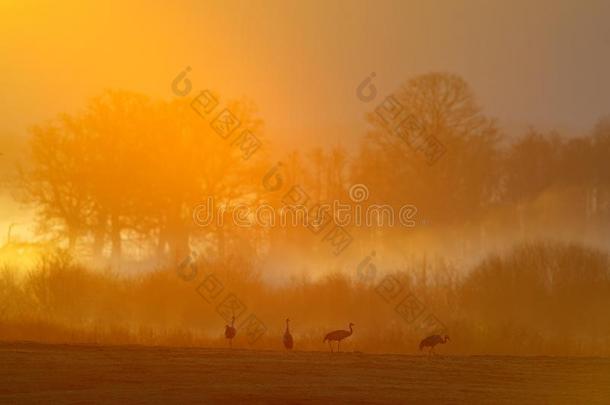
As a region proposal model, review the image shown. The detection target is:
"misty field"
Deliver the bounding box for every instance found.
[1,342,609,404]
[4,4,610,404]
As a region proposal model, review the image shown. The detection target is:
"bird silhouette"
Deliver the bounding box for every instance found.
[225,316,236,348]
[323,322,354,352]
[283,318,293,350]
[419,334,449,356]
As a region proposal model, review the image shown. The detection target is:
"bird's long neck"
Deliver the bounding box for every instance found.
[348,325,353,335]
[285,320,290,333]
[231,317,235,327]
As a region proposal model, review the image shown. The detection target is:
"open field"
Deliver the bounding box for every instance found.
[1,342,609,404]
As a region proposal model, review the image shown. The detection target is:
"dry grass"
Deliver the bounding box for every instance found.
[1,241,610,356]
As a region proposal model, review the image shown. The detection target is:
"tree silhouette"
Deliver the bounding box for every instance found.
[19,90,267,266]
[357,72,500,226]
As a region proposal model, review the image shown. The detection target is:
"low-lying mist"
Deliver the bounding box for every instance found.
[2,240,609,356]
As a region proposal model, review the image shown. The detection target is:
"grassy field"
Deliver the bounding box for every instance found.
[1,342,609,404]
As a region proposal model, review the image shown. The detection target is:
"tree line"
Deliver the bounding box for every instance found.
[17,73,610,266]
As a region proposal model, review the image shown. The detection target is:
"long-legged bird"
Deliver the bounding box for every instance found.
[323,323,354,352]
[283,318,293,350]
[225,316,236,348]
[419,334,449,356]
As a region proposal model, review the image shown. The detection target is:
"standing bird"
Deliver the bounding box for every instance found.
[225,316,236,348]
[323,323,354,352]
[283,318,293,350]
[419,334,449,356]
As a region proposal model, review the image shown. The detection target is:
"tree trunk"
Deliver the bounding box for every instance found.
[156,222,169,262]
[217,228,226,262]
[92,212,107,259]
[169,227,189,264]
[67,229,77,251]
[110,213,122,265]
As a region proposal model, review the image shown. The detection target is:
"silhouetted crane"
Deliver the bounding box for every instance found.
[419,334,449,356]
[225,316,236,348]
[323,323,354,352]
[283,318,293,350]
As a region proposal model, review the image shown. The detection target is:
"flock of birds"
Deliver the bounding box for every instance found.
[224,317,450,355]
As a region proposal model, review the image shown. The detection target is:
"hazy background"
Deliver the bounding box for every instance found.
[2,0,610,355]
[2,0,610,141]
[3,0,610,237]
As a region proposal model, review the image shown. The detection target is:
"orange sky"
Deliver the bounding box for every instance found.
[2,0,610,148]
[2,0,609,241]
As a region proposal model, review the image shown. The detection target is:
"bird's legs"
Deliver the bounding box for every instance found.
[328,341,333,353]
[338,340,341,353]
